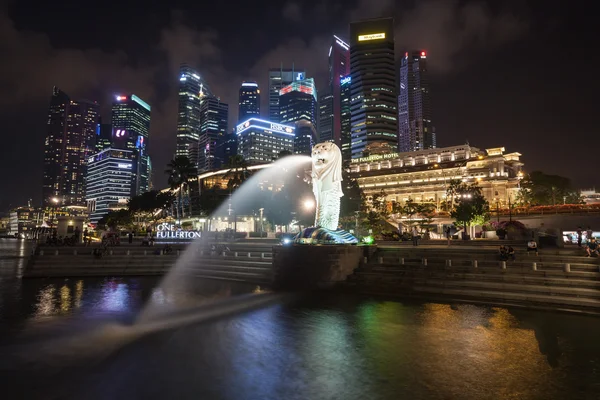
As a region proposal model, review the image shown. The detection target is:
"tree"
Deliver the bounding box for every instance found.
[445,179,463,211]
[340,170,364,219]
[450,182,489,238]
[128,190,174,227]
[223,155,251,192]
[519,171,583,206]
[165,156,197,222]
[372,189,389,216]
[97,209,133,231]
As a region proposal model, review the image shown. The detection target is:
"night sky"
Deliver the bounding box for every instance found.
[0,0,597,210]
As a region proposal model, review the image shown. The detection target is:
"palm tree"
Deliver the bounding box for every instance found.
[223,155,251,233]
[165,156,198,223]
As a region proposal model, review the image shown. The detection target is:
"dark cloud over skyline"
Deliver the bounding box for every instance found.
[0,0,597,210]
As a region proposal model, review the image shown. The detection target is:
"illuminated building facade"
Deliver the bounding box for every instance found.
[236,118,295,164]
[198,95,229,171]
[95,121,112,153]
[340,75,352,163]
[268,66,305,122]
[111,94,151,196]
[42,86,99,207]
[322,35,350,144]
[349,18,398,159]
[86,148,134,222]
[238,81,260,122]
[176,65,208,165]
[279,78,318,155]
[350,145,524,207]
[318,92,334,142]
[399,51,436,152]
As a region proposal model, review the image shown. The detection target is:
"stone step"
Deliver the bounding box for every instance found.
[181,264,273,274]
[366,260,600,273]
[417,279,600,300]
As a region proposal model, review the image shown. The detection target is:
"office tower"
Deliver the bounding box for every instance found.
[238,81,260,122]
[86,148,134,222]
[198,95,228,171]
[318,92,334,142]
[398,50,436,152]
[111,94,151,196]
[215,131,238,167]
[349,18,397,159]
[321,35,350,144]
[268,65,305,122]
[279,78,318,124]
[95,121,112,153]
[340,75,352,163]
[279,78,318,155]
[42,86,99,207]
[176,65,209,165]
[236,118,294,164]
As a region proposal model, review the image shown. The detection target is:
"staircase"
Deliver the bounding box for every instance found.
[24,242,275,284]
[349,246,600,314]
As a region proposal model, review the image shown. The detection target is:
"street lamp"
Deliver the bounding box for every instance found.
[303,199,315,211]
[259,208,264,233]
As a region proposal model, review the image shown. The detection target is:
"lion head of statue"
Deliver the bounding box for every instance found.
[311,141,343,183]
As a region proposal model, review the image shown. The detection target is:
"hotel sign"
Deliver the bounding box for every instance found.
[352,152,399,163]
[358,33,386,42]
[156,223,201,240]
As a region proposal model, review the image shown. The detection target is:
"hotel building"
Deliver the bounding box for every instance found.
[350,145,524,207]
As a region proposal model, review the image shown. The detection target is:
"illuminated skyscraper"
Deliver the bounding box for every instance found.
[349,18,397,159]
[198,95,228,171]
[95,119,112,153]
[176,65,209,166]
[340,75,352,163]
[236,118,294,163]
[320,35,350,144]
[268,65,305,122]
[86,148,134,222]
[238,81,260,122]
[279,78,318,155]
[42,87,99,207]
[398,50,436,152]
[111,94,151,196]
[318,92,334,142]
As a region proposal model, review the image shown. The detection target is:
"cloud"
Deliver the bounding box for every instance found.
[394,0,527,73]
[282,1,302,22]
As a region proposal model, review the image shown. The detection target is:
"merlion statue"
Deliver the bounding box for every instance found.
[311,142,343,230]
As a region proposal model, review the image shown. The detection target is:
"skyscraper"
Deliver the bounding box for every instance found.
[340,75,352,163]
[42,87,99,207]
[398,50,436,152]
[238,81,260,122]
[318,92,334,142]
[279,78,318,155]
[86,148,134,222]
[236,118,294,163]
[268,65,305,122]
[111,94,151,196]
[95,120,112,153]
[349,18,397,159]
[320,35,350,144]
[176,65,208,166]
[198,95,228,171]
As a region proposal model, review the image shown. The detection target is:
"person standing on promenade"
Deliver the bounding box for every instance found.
[576,226,583,247]
[445,226,452,246]
[412,226,419,246]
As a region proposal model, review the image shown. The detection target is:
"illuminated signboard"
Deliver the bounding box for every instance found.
[358,33,386,42]
[115,129,126,138]
[296,72,305,80]
[236,118,295,136]
[136,135,145,149]
[351,152,399,163]
[340,76,351,85]
[116,95,127,101]
[156,223,201,240]
[117,163,132,169]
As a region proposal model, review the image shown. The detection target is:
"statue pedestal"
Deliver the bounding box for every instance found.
[272,244,376,290]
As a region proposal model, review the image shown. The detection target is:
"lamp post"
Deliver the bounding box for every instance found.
[259,208,264,234]
[51,197,59,227]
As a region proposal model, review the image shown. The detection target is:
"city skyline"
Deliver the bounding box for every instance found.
[0,0,598,208]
